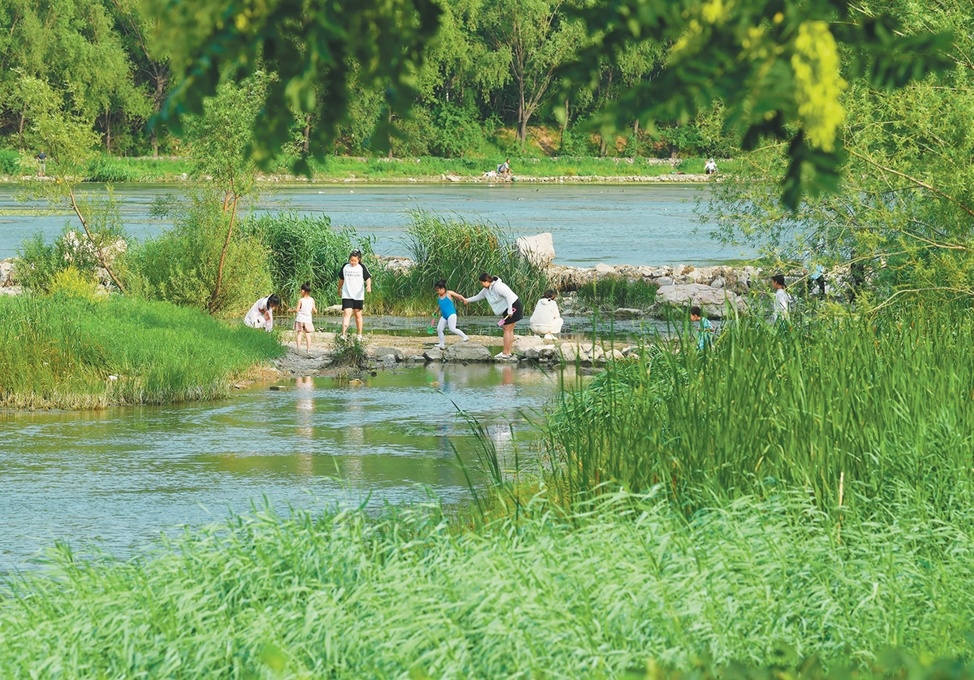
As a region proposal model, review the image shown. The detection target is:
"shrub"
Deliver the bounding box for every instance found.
[47,266,102,302]
[0,148,20,174]
[127,195,272,316]
[372,213,549,316]
[16,234,65,293]
[242,213,371,307]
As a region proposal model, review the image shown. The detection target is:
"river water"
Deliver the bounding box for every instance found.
[0,364,573,571]
[0,183,749,265]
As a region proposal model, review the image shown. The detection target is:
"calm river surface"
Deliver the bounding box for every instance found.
[0,364,570,571]
[0,183,750,265]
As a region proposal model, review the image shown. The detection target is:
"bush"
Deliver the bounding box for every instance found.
[0,148,20,174]
[242,213,371,307]
[47,266,102,302]
[16,234,66,293]
[428,103,488,158]
[372,213,549,315]
[85,156,137,182]
[127,195,272,316]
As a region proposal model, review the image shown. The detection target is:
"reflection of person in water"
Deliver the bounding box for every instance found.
[294,375,315,474]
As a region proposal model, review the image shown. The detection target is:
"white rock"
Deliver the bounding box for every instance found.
[0,259,15,286]
[594,263,616,276]
[655,283,746,318]
[515,233,556,267]
[710,277,726,289]
[445,343,493,361]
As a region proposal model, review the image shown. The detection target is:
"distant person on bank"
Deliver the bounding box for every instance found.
[704,158,717,175]
[529,290,563,338]
[244,293,281,331]
[36,151,47,177]
[497,158,511,176]
[466,273,522,360]
[338,248,372,341]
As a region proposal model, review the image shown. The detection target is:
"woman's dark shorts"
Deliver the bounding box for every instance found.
[501,298,523,325]
[342,298,364,310]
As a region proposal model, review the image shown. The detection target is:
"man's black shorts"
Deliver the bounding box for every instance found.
[342,298,364,310]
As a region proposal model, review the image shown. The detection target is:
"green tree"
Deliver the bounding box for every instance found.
[706,0,974,306]
[184,73,266,312]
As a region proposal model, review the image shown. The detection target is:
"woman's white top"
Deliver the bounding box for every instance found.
[773,288,790,322]
[466,278,518,316]
[244,296,273,330]
[530,298,563,334]
[295,296,315,323]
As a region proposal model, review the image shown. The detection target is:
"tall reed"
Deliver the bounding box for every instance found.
[544,304,974,513]
[1,492,972,676]
[372,212,548,315]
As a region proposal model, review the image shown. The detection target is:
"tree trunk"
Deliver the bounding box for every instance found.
[68,188,126,294]
[210,194,240,313]
[303,116,311,155]
[598,133,608,158]
[561,98,569,146]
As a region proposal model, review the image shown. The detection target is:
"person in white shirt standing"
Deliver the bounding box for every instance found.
[466,272,522,360]
[338,249,372,341]
[292,282,317,354]
[772,274,790,323]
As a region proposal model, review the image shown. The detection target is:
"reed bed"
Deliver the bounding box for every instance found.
[0,295,282,409]
[372,212,548,315]
[0,492,972,677]
[544,306,974,512]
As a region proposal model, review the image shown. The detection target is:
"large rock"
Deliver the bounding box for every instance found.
[369,347,404,362]
[444,343,493,362]
[655,283,746,318]
[515,233,556,267]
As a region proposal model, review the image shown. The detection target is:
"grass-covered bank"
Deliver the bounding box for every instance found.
[0,295,282,409]
[2,154,736,184]
[0,494,972,677]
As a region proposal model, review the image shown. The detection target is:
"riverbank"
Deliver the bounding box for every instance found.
[0,154,732,184]
[0,295,283,409]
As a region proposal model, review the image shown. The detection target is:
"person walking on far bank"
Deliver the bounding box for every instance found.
[36,151,47,177]
[772,274,790,323]
[433,280,469,350]
[338,249,371,341]
[466,273,522,360]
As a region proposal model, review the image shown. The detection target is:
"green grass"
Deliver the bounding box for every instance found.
[0,492,972,677]
[371,212,549,316]
[576,276,660,309]
[6,153,738,184]
[0,294,283,409]
[544,304,974,512]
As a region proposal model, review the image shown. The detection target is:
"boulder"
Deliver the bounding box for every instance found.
[614,308,643,320]
[559,343,578,362]
[515,233,556,267]
[369,346,404,362]
[655,283,746,318]
[0,285,23,296]
[655,276,674,287]
[514,335,546,351]
[594,263,616,276]
[710,277,726,289]
[445,343,493,362]
[423,348,444,361]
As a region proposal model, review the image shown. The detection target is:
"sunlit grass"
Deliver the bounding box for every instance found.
[0,492,972,676]
[0,294,282,409]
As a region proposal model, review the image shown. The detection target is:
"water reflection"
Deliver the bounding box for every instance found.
[0,364,577,569]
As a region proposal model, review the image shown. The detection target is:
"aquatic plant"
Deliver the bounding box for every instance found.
[372,212,548,315]
[544,304,974,513]
[0,492,972,676]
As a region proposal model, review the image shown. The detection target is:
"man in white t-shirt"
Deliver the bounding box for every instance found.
[338,249,372,340]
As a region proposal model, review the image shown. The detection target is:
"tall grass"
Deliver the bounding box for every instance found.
[544,305,974,512]
[0,295,282,409]
[576,276,660,309]
[242,213,371,307]
[1,492,972,676]
[372,212,548,315]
